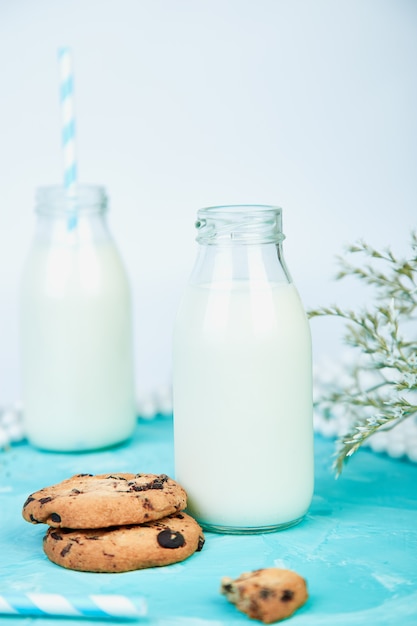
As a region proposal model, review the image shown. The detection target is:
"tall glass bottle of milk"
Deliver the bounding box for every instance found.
[173,205,314,533]
[19,185,136,451]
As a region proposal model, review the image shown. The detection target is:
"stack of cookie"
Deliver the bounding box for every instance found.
[22,472,205,573]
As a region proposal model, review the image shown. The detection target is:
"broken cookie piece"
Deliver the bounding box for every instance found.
[221,567,308,623]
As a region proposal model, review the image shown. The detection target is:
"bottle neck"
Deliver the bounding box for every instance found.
[190,242,291,286]
[33,185,111,246]
[36,185,107,216]
[190,205,291,286]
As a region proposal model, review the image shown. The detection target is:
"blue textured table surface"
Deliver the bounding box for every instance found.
[1,416,417,626]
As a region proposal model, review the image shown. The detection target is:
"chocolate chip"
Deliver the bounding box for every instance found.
[60,543,72,557]
[50,513,61,523]
[71,489,81,494]
[281,589,294,602]
[157,529,185,549]
[223,583,233,593]
[249,599,260,616]
[39,496,53,504]
[150,475,168,489]
[23,496,35,508]
[129,476,167,492]
[29,514,40,524]
[150,483,164,489]
[259,588,275,599]
[77,473,93,477]
[106,475,127,480]
[50,532,63,541]
[129,484,145,492]
[197,535,205,551]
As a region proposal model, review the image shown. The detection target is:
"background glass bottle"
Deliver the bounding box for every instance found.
[20,185,136,451]
[173,205,314,533]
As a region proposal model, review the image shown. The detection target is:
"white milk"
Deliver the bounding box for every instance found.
[173,280,314,531]
[20,241,136,451]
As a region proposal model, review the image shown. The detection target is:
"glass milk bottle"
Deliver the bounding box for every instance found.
[173,205,314,533]
[19,185,136,451]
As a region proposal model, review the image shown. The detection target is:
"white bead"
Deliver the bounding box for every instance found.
[386,431,403,445]
[369,433,388,453]
[406,446,417,463]
[1,409,19,427]
[155,386,173,415]
[403,430,417,449]
[137,396,157,420]
[404,431,417,452]
[312,414,324,432]
[0,427,10,448]
[336,416,352,436]
[158,396,173,416]
[7,421,25,443]
[403,417,417,434]
[319,418,338,438]
[386,439,406,459]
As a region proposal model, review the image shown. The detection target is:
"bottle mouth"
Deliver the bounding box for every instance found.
[35,185,108,215]
[195,204,284,245]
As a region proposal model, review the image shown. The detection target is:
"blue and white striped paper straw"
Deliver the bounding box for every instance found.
[58,47,78,228]
[0,593,147,620]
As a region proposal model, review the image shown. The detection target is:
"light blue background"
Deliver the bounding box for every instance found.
[0,0,416,402]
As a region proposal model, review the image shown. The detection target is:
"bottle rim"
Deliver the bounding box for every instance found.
[195,204,284,245]
[35,185,108,215]
[198,203,281,214]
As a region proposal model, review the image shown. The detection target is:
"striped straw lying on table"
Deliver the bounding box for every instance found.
[0,593,147,619]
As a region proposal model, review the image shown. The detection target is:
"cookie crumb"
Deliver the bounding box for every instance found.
[220,567,308,623]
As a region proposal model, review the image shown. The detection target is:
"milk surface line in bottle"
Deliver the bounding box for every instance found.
[173,205,314,533]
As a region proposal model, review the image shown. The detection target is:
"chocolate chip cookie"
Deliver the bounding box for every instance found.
[221,568,308,623]
[43,512,205,572]
[22,473,187,529]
